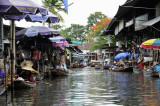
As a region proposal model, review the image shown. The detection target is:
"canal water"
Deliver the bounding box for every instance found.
[1,66,160,106]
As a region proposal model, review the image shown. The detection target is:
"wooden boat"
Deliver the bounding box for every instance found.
[14,77,36,89]
[103,66,110,69]
[143,69,151,77]
[111,66,133,72]
[151,71,159,77]
[143,69,160,77]
[95,64,101,69]
[50,69,69,77]
[0,84,6,95]
[36,73,44,81]
[133,65,143,74]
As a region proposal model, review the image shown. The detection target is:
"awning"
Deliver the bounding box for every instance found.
[70,40,82,45]
[73,46,83,53]
[141,16,160,26]
[3,39,10,44]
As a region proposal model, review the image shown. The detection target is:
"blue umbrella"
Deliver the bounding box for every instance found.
[134,54,139,58]
[114,53,131,60]
[0,0,48,15]
[16,26,60,39]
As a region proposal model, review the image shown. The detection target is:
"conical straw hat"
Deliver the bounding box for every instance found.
[21,60,38,73]
[153,61,158,67]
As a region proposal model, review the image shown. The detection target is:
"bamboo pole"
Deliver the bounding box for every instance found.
[0,17,4,58]
[149,46,152,79]
[10,20,15,101]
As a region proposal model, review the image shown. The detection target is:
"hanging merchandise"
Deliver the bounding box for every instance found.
[32,48,42,60]
[21,50,31,59]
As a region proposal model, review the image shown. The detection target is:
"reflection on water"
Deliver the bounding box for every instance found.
[1,67,160,105]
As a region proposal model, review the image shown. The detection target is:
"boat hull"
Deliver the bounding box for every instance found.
[103,66,110,69]
[0,84,5,95]
[14,80,36,89]
[51,69,69,77]
[133,66,143,74]
[112,67,133,72]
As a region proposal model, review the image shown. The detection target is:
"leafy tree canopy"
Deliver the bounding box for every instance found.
[52,24,64,30]
[86,17,111,51]
[86,12,106,31]
[60,24,86,41]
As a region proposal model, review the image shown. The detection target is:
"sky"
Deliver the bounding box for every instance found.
[4,0,126,28]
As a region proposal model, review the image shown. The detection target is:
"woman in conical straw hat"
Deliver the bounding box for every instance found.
[20,60,38,81]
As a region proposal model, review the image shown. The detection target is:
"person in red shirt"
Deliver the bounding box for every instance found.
[138,58,144,70]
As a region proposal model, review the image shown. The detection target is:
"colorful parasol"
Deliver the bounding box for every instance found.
[140,39,160,49]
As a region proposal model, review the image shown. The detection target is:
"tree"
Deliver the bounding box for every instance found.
[52,24,64,30]
[61,24,86,41]
[42,0,67,22]
[86,12,106,31]
[86,17,111,51]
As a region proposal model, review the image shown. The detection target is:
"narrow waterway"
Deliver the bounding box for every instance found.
[1,66,160,106]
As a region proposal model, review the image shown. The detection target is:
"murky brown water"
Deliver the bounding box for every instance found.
[1,67,160,106]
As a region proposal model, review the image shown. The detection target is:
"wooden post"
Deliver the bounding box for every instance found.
[10,20,15,101]
[149,46,152,79]
[3,52,7,99]
[0,17,4,59]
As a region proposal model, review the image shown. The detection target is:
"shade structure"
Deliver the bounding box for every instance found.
[0,0,48,15]
[114,53,131,60]
[134,54,139,58]
[49,36,66,42]
[16,26,60,39]
[0,0,48,94]
[140,39,156,49]
[140,38,160,49]
[54,41,69,47]
[4,11,60,23]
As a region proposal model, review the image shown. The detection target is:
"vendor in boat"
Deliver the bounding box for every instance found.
[104,61,110,67]
[56,62,67,72]
[117,59,125,67]
[151,61,160,72]
[137,58,144,70]
[20,60,38,82]
[143,61,150,71]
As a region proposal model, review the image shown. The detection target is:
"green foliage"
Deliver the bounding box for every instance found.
[86,12,106,31]
[86,16,111,51]
[90,36,108,51]
[60,24,86,41]
[52,24,64,30]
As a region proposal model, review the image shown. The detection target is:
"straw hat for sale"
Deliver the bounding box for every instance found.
[152,61,158,67]
[21,60,38,73]
[137,57,143,63]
